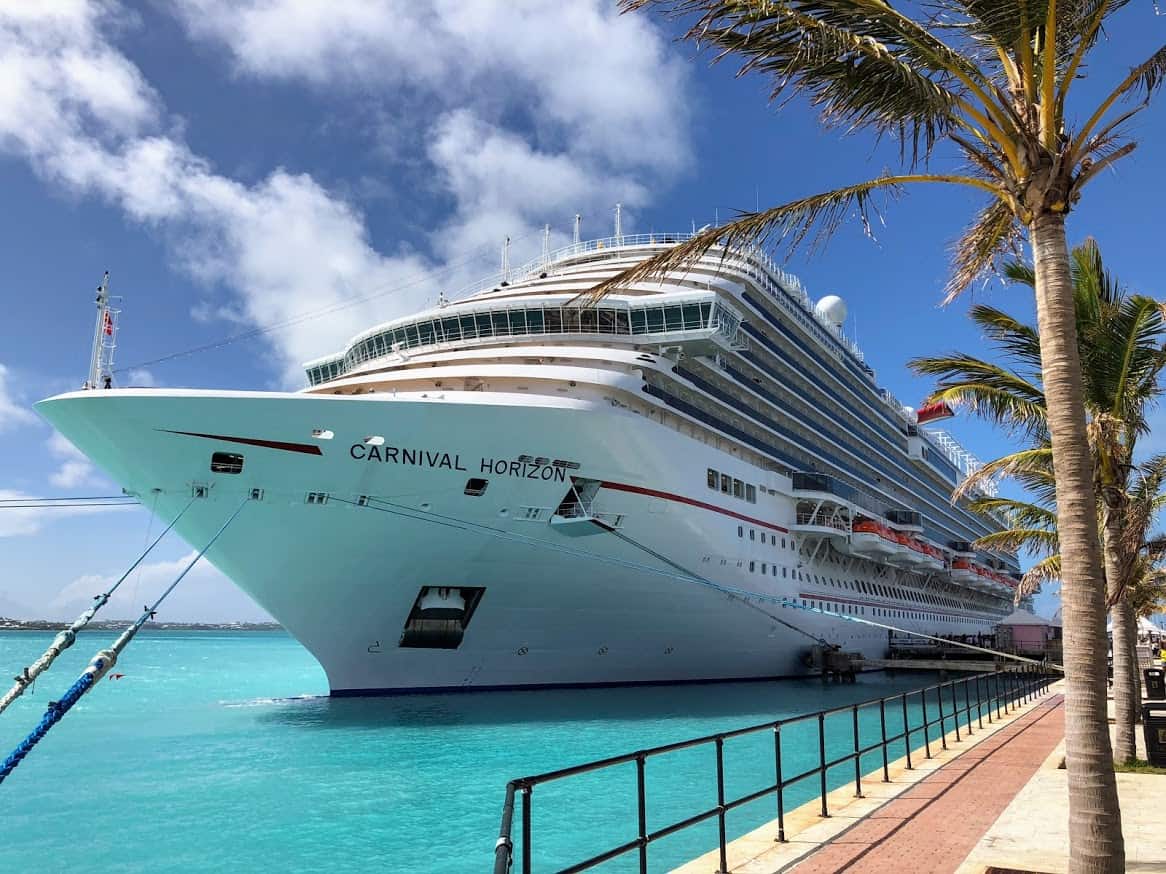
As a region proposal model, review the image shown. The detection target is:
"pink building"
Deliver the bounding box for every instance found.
[996,609,1053,655]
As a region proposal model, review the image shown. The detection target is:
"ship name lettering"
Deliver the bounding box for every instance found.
[348,443,467,471]
[480,457,566,482]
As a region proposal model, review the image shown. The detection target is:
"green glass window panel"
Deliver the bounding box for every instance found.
[597,308,616,333]
[614,310,630,334]
[562,308,581,332]
[417,321,435,345]
[492,312,509,334]
[544,308,563,333]
[700,302,712,326]
[508,309,527,334]
[664,305,683,331]
[526,308,545,332]
[682,303,702,329]
[404,324,419,347]
[630,309,647,333]
[476,313,493,337]
[579,308,597,332]
[441,317,461,341]
[645,307,665,332]
[460,315,477,338]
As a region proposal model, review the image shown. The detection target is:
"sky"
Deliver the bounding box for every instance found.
[1,1,1164,624]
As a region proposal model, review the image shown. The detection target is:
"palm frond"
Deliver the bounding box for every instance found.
[968,304,1043,370]
[943,198,1023,302]
[1020,553,1062,598]
[974,527,1059,555]
[966,496,1058,528]
[576,173,984,305]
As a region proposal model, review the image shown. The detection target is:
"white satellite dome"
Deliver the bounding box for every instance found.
[814,295,848,328]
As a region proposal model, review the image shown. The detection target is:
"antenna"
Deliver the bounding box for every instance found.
[501,237,511,284]
[542,223,550,263]
[714,207,719,227]
[691,219,696,235]
[614,203,623,244]
[573,213,582,247]
[87,271,120,390]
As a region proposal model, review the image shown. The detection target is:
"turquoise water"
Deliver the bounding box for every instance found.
[0,631,991,873]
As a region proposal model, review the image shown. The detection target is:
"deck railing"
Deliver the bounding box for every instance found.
[492,665,1055,874]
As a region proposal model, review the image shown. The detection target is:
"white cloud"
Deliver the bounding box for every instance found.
[50,551,271,623]
[0,363,35,432]
[0,2,692,383]
[171,0,690,174]
[47,430,105,489]
[125,367,157,386]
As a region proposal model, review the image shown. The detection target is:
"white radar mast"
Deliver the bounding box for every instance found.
[87,272,120,390]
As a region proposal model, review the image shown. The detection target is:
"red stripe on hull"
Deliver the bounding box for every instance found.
[600,480,789,533]
[159,429,324,456]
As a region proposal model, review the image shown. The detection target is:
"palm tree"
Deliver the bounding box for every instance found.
[966,453,1166,761]
[913,240,1166,761]
[588,8,1165,865]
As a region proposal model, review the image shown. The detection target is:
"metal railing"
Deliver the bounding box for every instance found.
[493,666,1055,874]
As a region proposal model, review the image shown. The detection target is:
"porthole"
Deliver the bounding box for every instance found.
[210,452,244,474]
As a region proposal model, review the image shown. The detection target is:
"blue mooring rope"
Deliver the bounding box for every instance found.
[0,498,248,786]
[0,654,109,784]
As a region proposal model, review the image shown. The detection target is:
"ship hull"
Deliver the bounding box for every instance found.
[37,389,989,694]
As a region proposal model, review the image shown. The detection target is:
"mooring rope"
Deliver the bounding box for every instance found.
[0,498,247,785]
[0,497,197,717]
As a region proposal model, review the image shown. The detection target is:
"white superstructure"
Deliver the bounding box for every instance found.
[38,234,1025,694]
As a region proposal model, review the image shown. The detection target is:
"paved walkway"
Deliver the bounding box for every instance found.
[787,695,1064,873]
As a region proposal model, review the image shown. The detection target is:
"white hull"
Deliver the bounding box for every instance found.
[39,388,997,694]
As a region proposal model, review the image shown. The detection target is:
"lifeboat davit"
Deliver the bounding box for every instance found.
[950,557,979,585]
[850,519,896,556]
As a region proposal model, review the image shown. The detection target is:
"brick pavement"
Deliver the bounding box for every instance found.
[785,694,1065,874]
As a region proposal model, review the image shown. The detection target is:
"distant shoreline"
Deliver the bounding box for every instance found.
[0,618,283,632]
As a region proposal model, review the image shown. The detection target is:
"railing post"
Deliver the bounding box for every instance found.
[994,672,1003,720]
[636,755,648,874]
[975,675,984,729]
[936,686,948,751]
[901,694,913,770]
[921,689,932,759]
[522,786,532,874]
[950,682,961,742]
[963,679,973,735]
[879,699,890,782]
[774,725,786,843]
[818,712,829,817]
[852,705,863,798]
[716,738,728,874]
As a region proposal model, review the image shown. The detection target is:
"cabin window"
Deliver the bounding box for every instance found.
[749,561,755,573]
[749,529,755,541]
[721,474,731,494]
[707,468,718,489]
[733,479,744,499]
[305,492,328,505]
[745,484,756,503]
[464,478,489,497]
[738,526,743,538]
[210,452,244,474]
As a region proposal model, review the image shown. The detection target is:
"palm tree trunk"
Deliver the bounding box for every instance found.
[1102,507,1138,762]
[1030,212,1125,873]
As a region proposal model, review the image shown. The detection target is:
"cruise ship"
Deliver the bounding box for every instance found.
[38,232,1025,694]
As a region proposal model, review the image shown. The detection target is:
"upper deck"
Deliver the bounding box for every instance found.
[301,233,1006,546]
